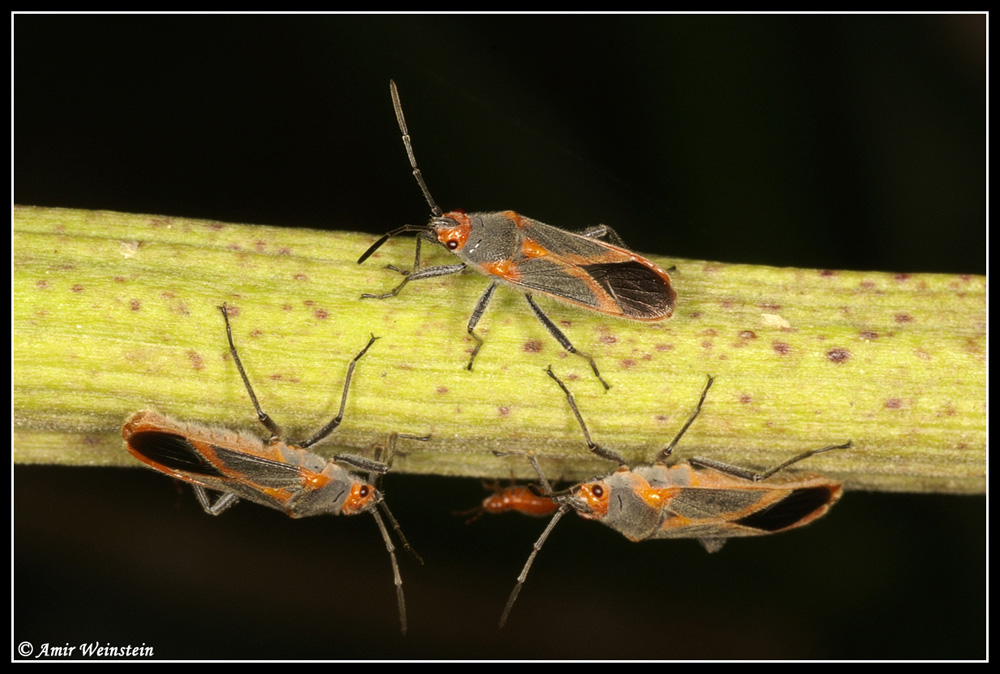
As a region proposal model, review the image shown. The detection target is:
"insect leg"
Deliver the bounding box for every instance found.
[361,258,468,300]
[333,433,428,474]
[689,441,853,482]
[466,281,499,371]
[654,374,715,463]
[299,334,379,449]
[369,507,408,636]
[577,224,627,247]
[498,504,571,629]
[384,232,424,277]
[526,294,610,391]
[192,485,240,516]
[219,304,282,442]
[373,434,430,564]
[546,366,625,465]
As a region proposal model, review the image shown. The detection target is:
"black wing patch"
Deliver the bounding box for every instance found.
[734,487,835,532]
[129,431,226,477]
[581,261,674,317]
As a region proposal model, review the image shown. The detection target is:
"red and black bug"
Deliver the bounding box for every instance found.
[498,367,850,627]
[123,304,426,635]
[358,81,677,390]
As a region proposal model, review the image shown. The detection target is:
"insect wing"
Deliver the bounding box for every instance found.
[652,468,844,542]
[123,412,317,511]
[507,216,676,320]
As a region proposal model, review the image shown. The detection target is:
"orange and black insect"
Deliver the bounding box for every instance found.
[123,304,426,635]
[498,367,850,627]
[358,81,677,390]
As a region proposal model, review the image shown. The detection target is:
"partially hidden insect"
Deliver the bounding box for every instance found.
[358,80,677,390]
[123,304,426,635]
[498,366,851,627]
[455,480,561,524]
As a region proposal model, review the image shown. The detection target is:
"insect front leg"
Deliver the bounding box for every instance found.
[527,295,610,391]
[192,485,240,516]
[361,256,468,300]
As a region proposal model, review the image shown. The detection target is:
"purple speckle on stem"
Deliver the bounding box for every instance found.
[827,348,851,364]
[187,350,205,371]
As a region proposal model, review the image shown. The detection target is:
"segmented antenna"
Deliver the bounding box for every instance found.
[390,79,443,217]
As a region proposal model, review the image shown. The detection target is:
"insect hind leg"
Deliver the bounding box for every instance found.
[577,224,627,248]
[689,441,854,482]
[192,485,240,516]
[545,366,625,465]
[654,374,715,463]
[526,294,610,391]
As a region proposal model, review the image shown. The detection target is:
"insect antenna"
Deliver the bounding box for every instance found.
[499,504,571,629]
[372,433,429,564]
[369,506,408,636]
[357,223,433,265]
[390,79,442,218]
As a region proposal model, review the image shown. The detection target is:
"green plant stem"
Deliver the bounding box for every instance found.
[13,206,985,493]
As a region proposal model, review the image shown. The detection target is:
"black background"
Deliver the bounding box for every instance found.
[15,15,985,660]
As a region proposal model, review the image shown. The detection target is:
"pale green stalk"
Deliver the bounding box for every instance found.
[13,206,985,493]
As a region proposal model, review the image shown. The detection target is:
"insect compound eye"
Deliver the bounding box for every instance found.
[341,482,380,516]
[591,485,604,498]
[446,240,459,250]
